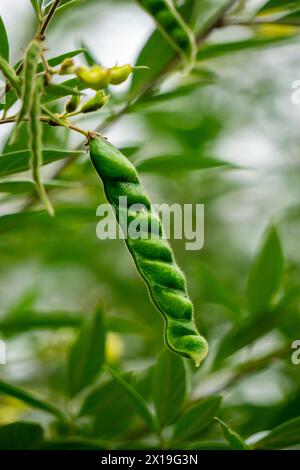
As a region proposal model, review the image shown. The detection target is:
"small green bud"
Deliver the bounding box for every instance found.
[80,90,109,113]
[76,65,110,90]
[65,88,81,113]
[59,58,76,75]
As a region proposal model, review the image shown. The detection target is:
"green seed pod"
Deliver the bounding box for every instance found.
[156,8,176,28]
[80,90,109,113]
[170,26,189,47]
[11,39,42,143]
[0,56,21,95]
[76,65,110,90]
[89,136,208,366]
[59,58,76,75]
[144,0,165,14]
[29,78,54,217]
[65,88,81,113]
[136,0,196,63]
[109,64,133,85]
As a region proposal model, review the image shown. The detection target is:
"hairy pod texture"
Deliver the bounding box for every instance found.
[11,39,42,143]
[29,78,54,217]
[89,136,208,366]
[0,56,21,95]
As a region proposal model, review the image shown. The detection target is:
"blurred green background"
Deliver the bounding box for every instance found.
[1,0,300,450]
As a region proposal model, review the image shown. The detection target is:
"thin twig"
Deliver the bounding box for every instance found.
[20,0,240,212]
[38,0,62,39]
[0,114,89,138]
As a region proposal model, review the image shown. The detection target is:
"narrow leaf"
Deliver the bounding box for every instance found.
[30,0,41,19]
[106,365,158,432]
[152,350,186,428]
[135,154,231,173]
[256,416,300,449]
[0,379,65,419]
[247,225,283,315]
[0,16,9,61]
[215,418,251,450]
[0,149,83,177]
[173,396,222,441]
[68,305,106,397]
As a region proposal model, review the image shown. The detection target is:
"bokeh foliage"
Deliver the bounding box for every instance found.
[0,0,300,450]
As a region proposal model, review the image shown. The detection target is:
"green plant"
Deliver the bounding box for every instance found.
[0,0,300,452]
[89,135,208,365]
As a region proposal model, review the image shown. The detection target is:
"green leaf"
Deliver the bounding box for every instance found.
[79,374,137,438]
[152,350,186,429]
[130,29,174,96]
[256,416,300,449]
[0,379,65,420]
[200,265,241,319]
[0,179,79,195]
[106,365,158,433]
[42,78,86,103]
[247,225,284,315]
[0,149,83,177]
[0,309,83,334]
[135,154,231,174]
[45,0,85,16]
[215,418,251,450]
[172,396,222,442]
[198,36,299,61]
[0,16,9,61]
[0,422,43,450]
[214,307,282,365]
[130,2,200,95]
[30,0,41,19]
[68,305,106,397]
[258,0,300,15]
[80,40,99,66]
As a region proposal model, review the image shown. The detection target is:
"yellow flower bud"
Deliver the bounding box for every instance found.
[76,65,110,90]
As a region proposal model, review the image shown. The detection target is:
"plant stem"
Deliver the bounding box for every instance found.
[38,0,62,39]
[0,114,89,138]
[225,18,300,27]
[21,0,240,211]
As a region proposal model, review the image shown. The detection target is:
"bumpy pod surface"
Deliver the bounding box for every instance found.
[136,0,196,61]
[89,136,208,366]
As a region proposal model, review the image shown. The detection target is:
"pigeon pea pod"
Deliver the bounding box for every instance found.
[89,136,208,366]
[11,39,42,143]
[136,0,196,63]
[0,56,21,95]
[29,78,54,217]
